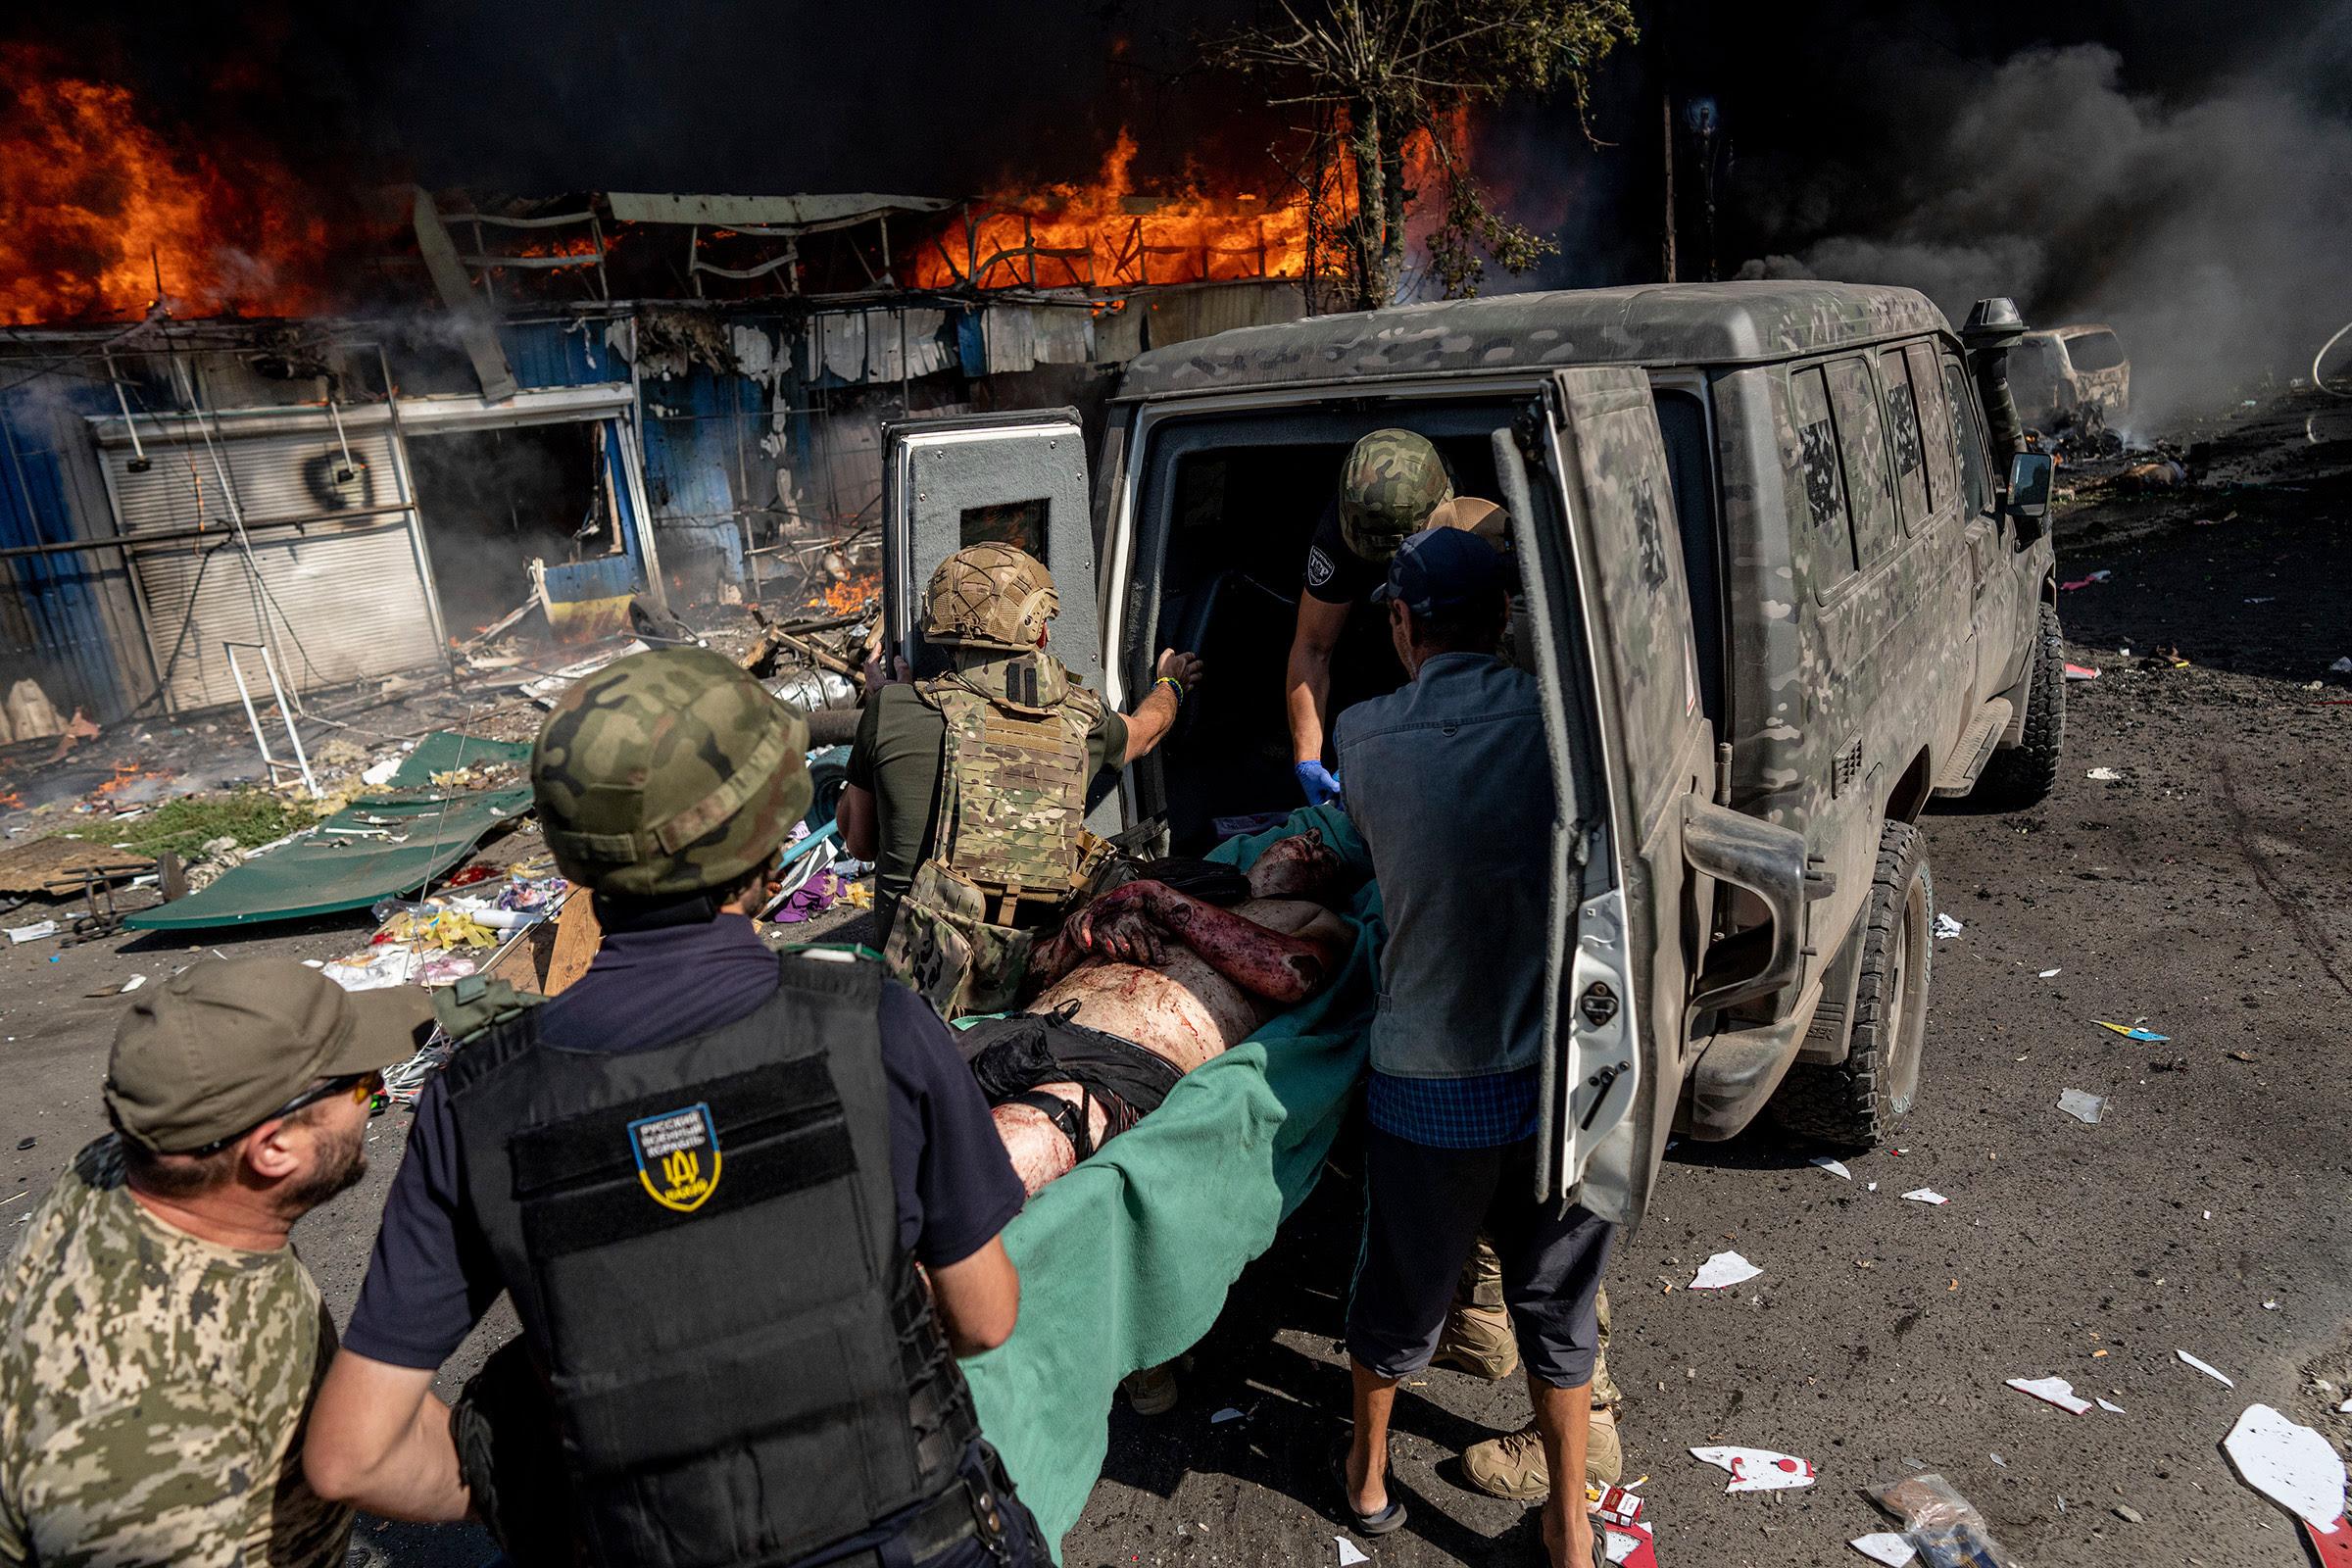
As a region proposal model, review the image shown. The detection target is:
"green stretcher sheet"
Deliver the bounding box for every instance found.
[124,734,533,930]
[961,805,1383,1557]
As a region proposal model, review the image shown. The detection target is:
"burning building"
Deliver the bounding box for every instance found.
[0,73,1336,730]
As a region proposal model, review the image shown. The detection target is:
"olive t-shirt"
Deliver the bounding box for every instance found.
[849,685,1129,945]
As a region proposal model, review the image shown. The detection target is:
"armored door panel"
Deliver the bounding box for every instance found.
[882,411,1098,693]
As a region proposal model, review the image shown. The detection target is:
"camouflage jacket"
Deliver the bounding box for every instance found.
[919,649,1102,897]
[0,1137,351,1568]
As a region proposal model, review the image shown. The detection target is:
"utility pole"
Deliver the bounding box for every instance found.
[1660,86,1678,284]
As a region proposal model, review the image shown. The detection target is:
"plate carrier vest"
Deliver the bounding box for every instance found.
[442,952,979,1568]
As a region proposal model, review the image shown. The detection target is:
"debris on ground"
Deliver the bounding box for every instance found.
[2006,1375,2094,1414]
[1689,1446,1815,1493]
[2057,1088,2107,1124]
[1933,913,1964,939]
[1599,1520,1659,1567]
[2064,663,2101,681]
[1812,1156,1852,1179]
[1902,1189,1947,1204]
[2060,569,2114,590]
[1848,1533,1915,1566]
[1689,1251,1762,1290]
[1334,1538,1368,1566]
[2097,1396,2127,1413]
[2178,1349,2235,1387]
[2222,1403,2346,1533]
[1864,1472,2020,1568]
[2039,967,2062,977]
[2094,1020,2169,1042]
[2085,765,2124,781]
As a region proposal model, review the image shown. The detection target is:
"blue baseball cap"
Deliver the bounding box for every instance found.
[1372,524,1506,615]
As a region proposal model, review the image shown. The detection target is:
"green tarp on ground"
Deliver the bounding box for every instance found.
[961,806,1383,1556]
[123,734,533,931]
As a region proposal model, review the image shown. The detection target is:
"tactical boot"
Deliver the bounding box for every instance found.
[1591,1286,1624,1409]
[1458,1407,1621,1502]
[1121,1362,1178,1416]
[1432,1236,1519,1380]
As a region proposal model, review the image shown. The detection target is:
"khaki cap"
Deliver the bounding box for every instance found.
[1427,495,1509,548]
[104,959,434,1154]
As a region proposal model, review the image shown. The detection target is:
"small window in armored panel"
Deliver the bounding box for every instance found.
[1878,348,1930,530]
[1906,342,1955,512]
[1940,355,1992,517]
[1788,364,1857,590]
[1824,357,1898,569]
[959,499,1049,558]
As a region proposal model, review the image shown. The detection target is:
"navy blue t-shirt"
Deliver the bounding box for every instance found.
[342,913,1026,1370]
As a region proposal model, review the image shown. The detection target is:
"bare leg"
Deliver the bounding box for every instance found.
[990,1084,1111,1197]
[1531,1375,1594,1568]
[1346,1359,1399,1518]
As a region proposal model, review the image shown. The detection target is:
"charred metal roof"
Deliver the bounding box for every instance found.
[1116,280,1953,399]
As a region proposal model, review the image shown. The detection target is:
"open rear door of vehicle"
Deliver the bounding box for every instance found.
[1497,368,1808,1231]
[881,409,1101,693]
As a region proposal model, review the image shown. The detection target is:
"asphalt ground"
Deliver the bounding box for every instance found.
[2,473,2345,1568]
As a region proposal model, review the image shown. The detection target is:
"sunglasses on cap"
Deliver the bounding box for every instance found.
[185,1069,387,1156]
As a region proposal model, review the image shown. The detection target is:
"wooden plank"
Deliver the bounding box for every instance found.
[0,835,154,895]
[542,889,603,997]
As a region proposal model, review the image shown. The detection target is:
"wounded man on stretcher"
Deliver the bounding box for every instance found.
[959,829,1355,1195]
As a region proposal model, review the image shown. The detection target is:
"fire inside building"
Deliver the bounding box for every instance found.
[0,167,1333,731]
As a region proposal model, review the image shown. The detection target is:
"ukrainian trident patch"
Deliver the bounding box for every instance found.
[628,1103,721,1212]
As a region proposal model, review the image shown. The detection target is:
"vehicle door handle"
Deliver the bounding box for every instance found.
[1681,799,1808,1016]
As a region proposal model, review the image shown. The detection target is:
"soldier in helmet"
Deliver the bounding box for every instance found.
[838,542,1200,1018]
[305,647,1050,1568]
[1283,429,1455,805]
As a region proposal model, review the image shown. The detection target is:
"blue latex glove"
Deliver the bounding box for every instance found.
[1294,760,1342,807]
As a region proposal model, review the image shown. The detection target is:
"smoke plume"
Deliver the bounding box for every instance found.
[1734,43,2352,428]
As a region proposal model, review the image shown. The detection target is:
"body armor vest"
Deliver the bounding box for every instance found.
[443,953,979,1568]
[884,650,1108,1019]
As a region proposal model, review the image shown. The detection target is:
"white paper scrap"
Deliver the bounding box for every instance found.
[1902,1189,1948,1204]
[2178,1349,2235,1387]
[1690,1446,1817,1493]
[1867,1182,1878,1191]
[1210,1408,1244,1424]
[1690,1250,1764,1290]
[2007,1376,2095,1415]
[1812,1156,1852,1179]
[1336,1538,1370,1566]
[118,974,144,992]
[2223,1403,2346,1531]
[1934,913,1965,938]
[2087,766,2123,781]
[6,920,58,943]
[2098,1397,2128,1414]
[362,757,402,786]
[2040,967,2063,977]
[1602,1524,1652,1565]
[2058,1088,2107,1124]
[1850,1533,1916,1567]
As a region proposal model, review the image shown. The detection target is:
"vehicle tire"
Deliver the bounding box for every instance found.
[1975,600,2065,808]
[1769,820,1933,1151]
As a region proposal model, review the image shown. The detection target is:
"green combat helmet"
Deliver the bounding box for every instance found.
[923,543,1058,652]
[531,646,811,899]
[1340,428,1453,564]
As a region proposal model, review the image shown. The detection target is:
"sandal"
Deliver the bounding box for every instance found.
[1328,1436,1407,1536]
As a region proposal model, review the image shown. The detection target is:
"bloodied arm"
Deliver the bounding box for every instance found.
[1071,880,1346,1004]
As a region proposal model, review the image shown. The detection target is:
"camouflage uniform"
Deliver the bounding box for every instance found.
[884,547,1108,1019]
[0,1137,350,1568]
[1339,428,1454,565]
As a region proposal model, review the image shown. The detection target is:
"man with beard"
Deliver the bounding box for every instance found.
[0,960,431,1568]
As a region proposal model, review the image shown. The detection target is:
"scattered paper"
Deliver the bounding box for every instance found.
[2064,663,2102,681]
[1850,1535,1915,1567]
[2058,1088,2107,1124]
[362,757,402,786]
[1903,1189,1948,1204]
[2086,766,2123,781]
[1335,1538,1369,1566]
[2060,570,2114,590]
[1867,1182,1878,1191]
[2008,1376,2094,1415]
[1210,1408,1244,1424]
[2178,1349,2235,1387]
[6,920,58,943]
[1690,1251,1764,1290]
[2223,1403,2346,1532]
[1690,1446,1817,1493]
[1812,1156,1852,1179]
[2040,967,2062,977]
[2094,1020,2170,1042]
[118,973,144,992]
[1934,913,1964,939]
[1602,1521,1659,1567]
[2098,1397,2128,1414]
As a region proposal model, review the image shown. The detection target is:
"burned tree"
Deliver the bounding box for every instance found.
[1209,0,1636,307]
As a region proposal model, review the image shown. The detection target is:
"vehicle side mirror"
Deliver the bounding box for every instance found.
[1681,799,1808,1016]
[2005,451,2053,544]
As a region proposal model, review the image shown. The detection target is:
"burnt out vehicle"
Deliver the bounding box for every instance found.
[2006,323,2131,430]
[880,281,2062,1228]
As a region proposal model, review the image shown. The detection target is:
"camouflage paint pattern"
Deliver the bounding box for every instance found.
[1337,429,1453,564]
[922,544,1059,653]
[884,649,1101,1018]
[0,1137,351,1568]
[531,646,812,899]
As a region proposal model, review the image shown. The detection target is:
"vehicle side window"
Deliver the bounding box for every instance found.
[1788,364,1857,593]
[1653,389,1722,730]
[1877,348,1930,530]
[1906,342,1955,512]
[2064,330,2125,372]
[1824,357,1898,568]
[1940,354,1992,516]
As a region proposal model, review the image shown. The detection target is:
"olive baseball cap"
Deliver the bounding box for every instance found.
[104,959,434,1154]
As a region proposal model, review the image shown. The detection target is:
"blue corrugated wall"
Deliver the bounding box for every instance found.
[0,377,128,726]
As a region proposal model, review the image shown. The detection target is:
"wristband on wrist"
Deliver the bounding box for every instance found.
[1154,673,1185,706]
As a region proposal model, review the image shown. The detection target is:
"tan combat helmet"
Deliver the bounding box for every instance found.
[1339,428,1453,564]
[531,646,811,899]
[923,543,1059,653]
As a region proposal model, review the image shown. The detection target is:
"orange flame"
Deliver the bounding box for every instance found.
[0,46,335,323]
[821,567,878,617]
[908,131,1334,292]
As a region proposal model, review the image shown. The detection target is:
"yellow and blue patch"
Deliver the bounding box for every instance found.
[628,1102,722,1212]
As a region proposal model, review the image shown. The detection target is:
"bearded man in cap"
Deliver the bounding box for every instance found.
[307,647,1050,1568]
[0,959,431,1568]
